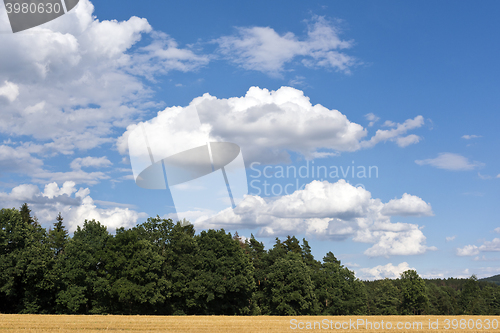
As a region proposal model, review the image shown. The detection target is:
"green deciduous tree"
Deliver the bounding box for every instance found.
[106,227,168,314]
[55,219,111,314]
[480,283,500,315]
[165,221,200,315]
[245,234,268,315]
[0,208,55,313]
[460,275,481,314]
[426,282,457,315]
[314,252,366,315]
[190,229,255,315]
[366,279,401,315]
[399,269,428,315]
[265,252,317,315]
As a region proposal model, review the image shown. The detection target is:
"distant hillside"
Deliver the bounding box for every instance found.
[480,274,500,286]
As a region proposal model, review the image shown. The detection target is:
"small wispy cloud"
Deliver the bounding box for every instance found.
[478,172,492,180]
[361,116,424,148]
[364,113,380,127]
[382,120,396,127]
[345,262,360,267]
[415,153,484,171]
[70,156,112,170]
[462,134,482,140]
[288,75,307,87]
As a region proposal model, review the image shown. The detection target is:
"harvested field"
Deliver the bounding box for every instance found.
[0,315,499,332]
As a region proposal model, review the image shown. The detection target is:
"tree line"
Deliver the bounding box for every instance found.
[1,205,499,315]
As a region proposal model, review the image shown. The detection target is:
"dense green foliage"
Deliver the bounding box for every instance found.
[1,205,499,315]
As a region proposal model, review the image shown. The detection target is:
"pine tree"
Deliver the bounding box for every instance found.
[48,212,68,256]
[323,251,341,265]
[232,231,246,248]
[19,203,34,225]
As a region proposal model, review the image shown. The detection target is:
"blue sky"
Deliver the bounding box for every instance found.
[0,0,499,280]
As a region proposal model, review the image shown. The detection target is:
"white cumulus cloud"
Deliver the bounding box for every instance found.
[457,245,480,256]
[191,179,435,257]
[381,193,434,217]
[119,86,424,165]
[362,225,435,257]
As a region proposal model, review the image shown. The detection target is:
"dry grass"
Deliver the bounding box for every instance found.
[0,315,499,332]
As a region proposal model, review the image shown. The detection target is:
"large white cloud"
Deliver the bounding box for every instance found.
[119,86,424,165]
[0,0,209,157]
[215,16,355,77]
[0,181,147,233]
[265,180,372,219]
[191,179,435,257]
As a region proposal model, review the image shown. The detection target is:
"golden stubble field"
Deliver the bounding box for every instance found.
[1,315,499,332]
